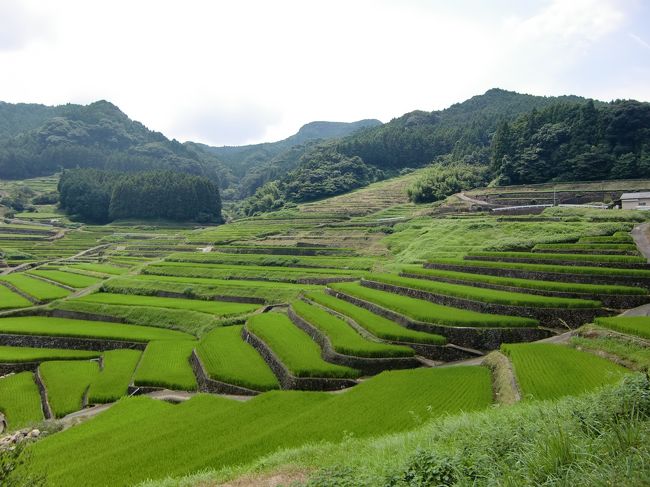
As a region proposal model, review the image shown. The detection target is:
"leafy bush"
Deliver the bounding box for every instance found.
[407,163,488,203]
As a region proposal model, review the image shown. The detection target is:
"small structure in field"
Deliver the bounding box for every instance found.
[620,192,650,210]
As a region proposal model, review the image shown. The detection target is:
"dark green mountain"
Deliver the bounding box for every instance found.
[0,100,216,180]
[241,89,591,214]
[187,119,381,198]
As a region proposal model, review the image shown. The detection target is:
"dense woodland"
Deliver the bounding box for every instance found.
[2,90,650,218]
[0,101,220,181]
[58,169,222,223]
[491,100,650,185]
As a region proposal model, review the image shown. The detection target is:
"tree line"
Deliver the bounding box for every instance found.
[58,169,222,223]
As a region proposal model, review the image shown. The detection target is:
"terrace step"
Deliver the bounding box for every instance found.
[400,272,650,309]
[423,262,650,289]
[241,325,357,391]
[287,306,421,375]
[360,279,610,328]
[0,333,147,352]
[190,350,260,396]
[325,288,552,351]
[465,255,650,270]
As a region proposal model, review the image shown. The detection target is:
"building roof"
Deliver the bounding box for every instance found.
[620,192,650,200]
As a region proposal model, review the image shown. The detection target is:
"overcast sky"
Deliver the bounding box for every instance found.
[1,0,649,146]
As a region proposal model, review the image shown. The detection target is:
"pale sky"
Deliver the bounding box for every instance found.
[1,0,649,146]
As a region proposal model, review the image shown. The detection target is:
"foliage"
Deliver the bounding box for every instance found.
[492,99,650,184]
[241,145,380,215]
[58,169,222,223]
[0,100,216,181]
[407,163,489,203]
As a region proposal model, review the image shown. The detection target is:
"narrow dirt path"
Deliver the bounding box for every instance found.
[631,222,650,262]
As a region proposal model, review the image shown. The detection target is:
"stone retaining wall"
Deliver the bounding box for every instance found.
[325,288,552,350]
[241,325,357,391]
[47,308,127,323]
[0,362,39,375]
[300,296,479,362]
[466,255,650,270]
[219,247,354,256]
[127,384,163,395]
[131,289,266,305]
[287,307,421,375]
[0,281,40,304]
[190,349,260,396]
[400,272,649,309]
[34,367,53,420]
[0,333,146,351]
[532,248,638,255]
[424,262,650,288]
[361,279,609,328]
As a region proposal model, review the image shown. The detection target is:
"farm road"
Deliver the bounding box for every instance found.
[632,222,650,262]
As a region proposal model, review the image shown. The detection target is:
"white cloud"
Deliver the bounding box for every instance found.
[0,0,643,145]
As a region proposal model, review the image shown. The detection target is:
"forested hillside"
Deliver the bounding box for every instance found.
[188,119,381,199]
[58,169,222,223]
[491,99,650,185]
[0,101,219,180]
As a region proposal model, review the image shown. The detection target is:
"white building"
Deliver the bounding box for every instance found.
[620,192,650,210]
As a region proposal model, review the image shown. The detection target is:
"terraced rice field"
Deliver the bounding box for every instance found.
[329,282,539,327]
[400,265,647,295]
[164,252,377,270]
[467,250,647,265]
[77,293,260,317]
[0,345,99,363]
[366,273,601,308]
[247,313,360,378]
[197,326,280,391]
[87,349,142,403]
[305,291,446,344]
[103,274,322,302]
[24,366,492,487]
[428,258,650,278]
[0,284,33,309]
[0,273,70,301]
[27,269,102,288]
[0,316,193,342]
[142,261,365,282]
[595,316,650,340]
[133,340,198,391]
[502,343,628,400]
[40,360,100,417]
[0,372,43,430]
[291,299,414,357]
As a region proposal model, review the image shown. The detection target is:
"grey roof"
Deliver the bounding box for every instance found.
[620,192,650,200]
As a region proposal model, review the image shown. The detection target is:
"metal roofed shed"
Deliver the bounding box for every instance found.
[620,192,650,210]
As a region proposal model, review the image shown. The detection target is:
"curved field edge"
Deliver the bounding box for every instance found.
[138,374,650,487]
[19,366,493,487]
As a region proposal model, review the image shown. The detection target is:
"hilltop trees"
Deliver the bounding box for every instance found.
[58,169,222,223]
[491,100,650,185]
